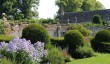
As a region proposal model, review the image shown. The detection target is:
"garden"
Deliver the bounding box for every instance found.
[0,0,110,63]
[0,14,110,64]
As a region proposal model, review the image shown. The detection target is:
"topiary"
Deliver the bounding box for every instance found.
[95,30,110,42]
[92,14,103,24]
[64,30,84,52]
[91,30,110,52]
[22,23,50,44]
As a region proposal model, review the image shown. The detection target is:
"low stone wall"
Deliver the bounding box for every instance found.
[8,24,110,37]
[86,26,110,36]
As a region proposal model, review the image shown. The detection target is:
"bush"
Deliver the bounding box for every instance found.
[39,18,59,24]
[0,21,6,34]
[22,23,50,44]
[0,35,14,42]
[91,38,110,52]
[95,30,110,42]
[64,30,84,51]
[47,47,65,64]
[71,46,94,58]
[91,30,110,52]
[50,37,67,49]
[92,14,103,24]
[68,24,92,36]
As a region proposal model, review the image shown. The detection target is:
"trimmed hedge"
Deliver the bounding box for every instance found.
[0,35,14,42]
[64,30,84,50]
[91,38,110,52]
[92,14,102,24]
[22,24,50,44]
[95,30,110,42]
[50,37,66,49]
[91,30,110,52]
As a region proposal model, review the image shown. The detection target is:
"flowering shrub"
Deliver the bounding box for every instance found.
[0,37,47,64]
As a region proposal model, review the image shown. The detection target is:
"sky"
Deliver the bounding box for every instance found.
[38,0,110,19]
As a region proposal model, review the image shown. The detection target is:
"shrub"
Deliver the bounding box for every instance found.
[0,35,14,42]
[64,30,84,51]
[91,30,110,52]
[95,30,110,42]
[91,38,110,52]
[22,24,50,44]
[68,24,92,36]
[47,47,65,64]
[50,37,67,49]
[39,18,58,24]
[0,21,6,34]
[92,14,102,24]
[72,46,94,59]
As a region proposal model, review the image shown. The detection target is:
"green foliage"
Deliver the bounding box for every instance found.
[92,14,103,24]
[91,38,110,52]
[95,30,110,42]
[0,58,13,64]
[0,0,39,19]
[68,24,92,36]
[0,21,6,34]
[47,46,65,64]
[82,0,104,11]
[71,46,94,58]
[22,23,50,44]
[50,37,66,49]
[56,0,104,18]
[0,35,14,42]
[64,30,84,51]
[91,30,110,52]
[39,18,59,24]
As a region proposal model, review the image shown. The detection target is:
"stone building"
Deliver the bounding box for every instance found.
[60,9,110,23]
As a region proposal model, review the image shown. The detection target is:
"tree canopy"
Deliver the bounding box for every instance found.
[56,0,105,18]
[0,0,39,20]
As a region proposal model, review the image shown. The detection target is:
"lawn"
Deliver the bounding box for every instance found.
[67,54,110,64]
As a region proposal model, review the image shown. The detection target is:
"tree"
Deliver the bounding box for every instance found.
[56,0,105,18]
[0,0,16,18]
[0,0,39,19]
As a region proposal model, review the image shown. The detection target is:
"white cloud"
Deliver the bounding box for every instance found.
[97,0,110,9]
[38,0,58,19]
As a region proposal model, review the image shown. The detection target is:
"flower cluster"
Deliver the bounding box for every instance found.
[0,36,47,63]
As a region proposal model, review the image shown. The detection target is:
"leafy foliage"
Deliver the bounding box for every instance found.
[92,14,103,24]
[56,0,104,18]
[68,24,92,36]
[22,24,50,44]
[47,45,65,64]
[95,30,110,42]
[72,46,94,58]
[64,30,84,51]
[91,30,110,52]
[0,0,39,19]
[0,21,6,34]
[50,37,66,49]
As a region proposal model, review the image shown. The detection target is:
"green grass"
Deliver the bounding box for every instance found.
[68,54,110,64]
[0,35,14,42]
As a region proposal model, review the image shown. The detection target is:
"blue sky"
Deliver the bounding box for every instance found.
[38,0,110,19]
